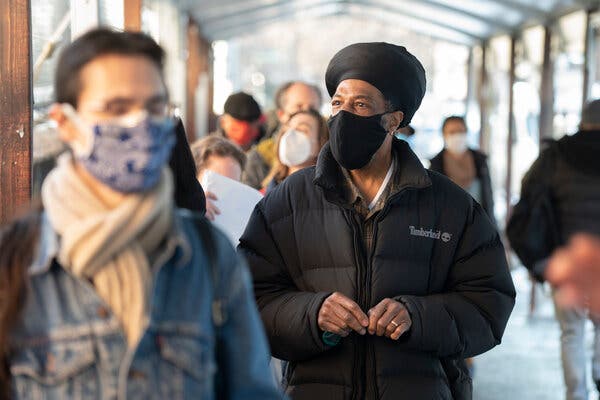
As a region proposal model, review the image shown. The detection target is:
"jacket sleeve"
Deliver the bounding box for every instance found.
[238,203,331,362]
[397,202,516,359]
[215,231,286,400]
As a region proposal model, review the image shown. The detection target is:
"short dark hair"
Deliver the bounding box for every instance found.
[274,81,322,110]
[442,115,467,132]
[191,136,247,174]
[55,28,165,107]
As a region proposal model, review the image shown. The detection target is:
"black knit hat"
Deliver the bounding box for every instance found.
[223,92,262,122]
[325,42,426,127]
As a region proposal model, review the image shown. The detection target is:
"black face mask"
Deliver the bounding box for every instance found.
[327,110,389,170]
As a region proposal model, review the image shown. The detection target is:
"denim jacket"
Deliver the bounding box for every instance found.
[9,209,285,400]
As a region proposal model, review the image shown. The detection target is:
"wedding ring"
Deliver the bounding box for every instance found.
[390,320,399,328]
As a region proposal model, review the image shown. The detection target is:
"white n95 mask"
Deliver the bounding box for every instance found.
[278,129,312,167]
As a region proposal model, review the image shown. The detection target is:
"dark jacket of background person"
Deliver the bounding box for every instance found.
[508,130,600,279]
[239,139,515,400]
[170,118,206,214]
[429,149,495,221]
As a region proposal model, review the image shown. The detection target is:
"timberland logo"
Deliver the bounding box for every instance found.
[409,226,452,243]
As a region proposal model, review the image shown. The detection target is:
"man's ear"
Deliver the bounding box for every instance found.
[276,109,287,123]
[49,103,79,143]
[383,110,404,133]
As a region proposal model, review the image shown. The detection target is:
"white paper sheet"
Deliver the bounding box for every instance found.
[200,170,263,245]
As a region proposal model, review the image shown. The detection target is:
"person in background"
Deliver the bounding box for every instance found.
[191,135,247,220]
[212,91,265,151]
[0,28,283,400]
[262,108,329,193]
[429,116,495,222]
[509,99,600,400]
[210,91,271,190]
[239,42,515,400]
[252,82,324,190]
[265,81,323,138]
[169,118,206,213]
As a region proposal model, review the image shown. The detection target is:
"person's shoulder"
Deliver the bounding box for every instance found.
[429,149,444,163]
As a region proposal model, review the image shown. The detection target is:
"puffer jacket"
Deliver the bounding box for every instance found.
[509,130,600,261]
[239,139,516,400]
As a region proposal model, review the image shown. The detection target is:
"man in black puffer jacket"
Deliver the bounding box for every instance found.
[508,99,600,400]
[239,42,515,400]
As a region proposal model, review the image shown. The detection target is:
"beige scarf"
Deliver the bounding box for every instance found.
[41,154,174,346]
[443,150,477,190]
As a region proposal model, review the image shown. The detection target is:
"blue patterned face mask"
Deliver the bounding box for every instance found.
[61,105,176,193]
[83,118,175,193]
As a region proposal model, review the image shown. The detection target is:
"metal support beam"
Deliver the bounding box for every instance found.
[484,0,548,18]
[539,25,554,142]
[208,1,476,45]
[479,44,489,151]
[506,36,517,226]
[412,0,514,31]
[0,0,33,223]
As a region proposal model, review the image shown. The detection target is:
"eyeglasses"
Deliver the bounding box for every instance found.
[79,97,179,121]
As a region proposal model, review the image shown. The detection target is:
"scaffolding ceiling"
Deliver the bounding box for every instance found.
[188,0,598,45]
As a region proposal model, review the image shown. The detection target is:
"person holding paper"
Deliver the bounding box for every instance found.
[192,136,263,244]
[192,135,248,220]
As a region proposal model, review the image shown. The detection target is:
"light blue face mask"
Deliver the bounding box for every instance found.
[79,116,176,193]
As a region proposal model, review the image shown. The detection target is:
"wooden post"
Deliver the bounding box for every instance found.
[186,18,214,142]
[479,44,488,151]
[582,8,592,109]
[0,0,33,224]
[124,0,142,31]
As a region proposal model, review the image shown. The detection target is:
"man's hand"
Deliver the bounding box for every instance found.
[367,298,411,340]
[205,191,221,221]
[547,234,600,313]
[318,292,369,337]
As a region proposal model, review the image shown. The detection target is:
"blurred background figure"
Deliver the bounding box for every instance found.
[210,91,269,189]
[430,115,495,222]
[191,135,262,244]
[265,81,323,138]
[548,234,600,313]
[262,108,329,193]
[508,99,600,400]
[192,135,247,183]
[191,135,247,221]
[212,91,265,151]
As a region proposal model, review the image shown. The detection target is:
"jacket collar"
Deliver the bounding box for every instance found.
[314,138,432,208]
[30,210,192,276]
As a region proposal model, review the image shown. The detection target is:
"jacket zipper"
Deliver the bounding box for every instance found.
[365,188,417,400]
[347,211,367,400]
